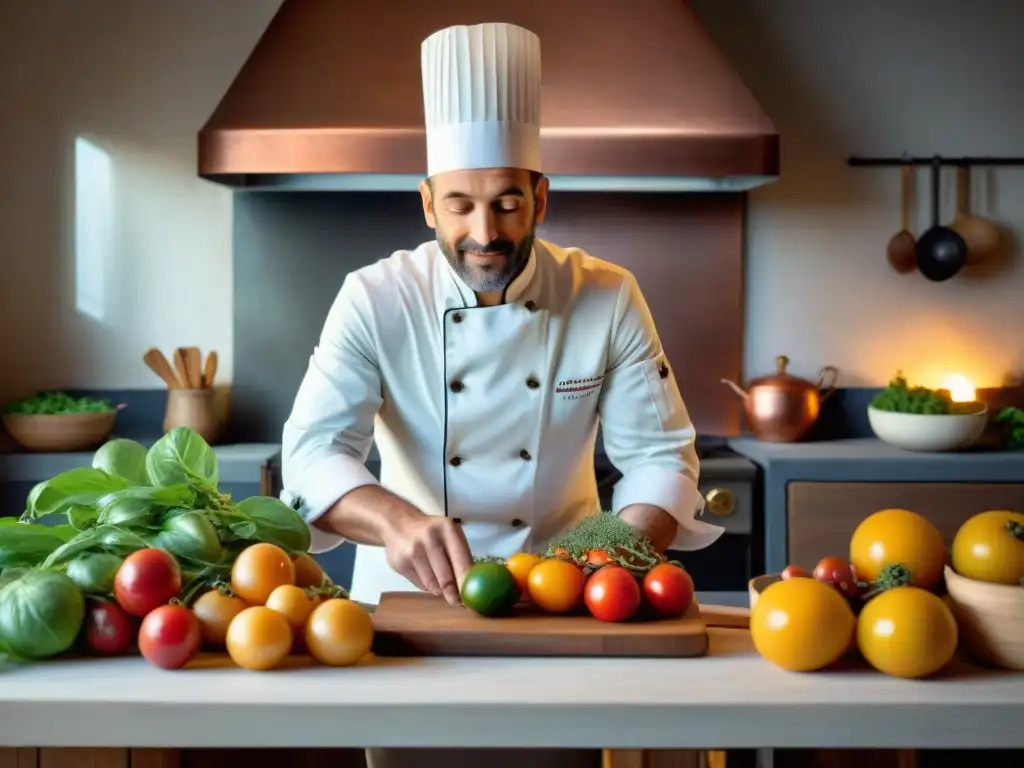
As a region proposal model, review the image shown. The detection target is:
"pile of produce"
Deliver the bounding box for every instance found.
[461,512,695,623]
[0,426,373,671]
[4,390,116,415]
[869,373,979,415]
[753,506,1024,679]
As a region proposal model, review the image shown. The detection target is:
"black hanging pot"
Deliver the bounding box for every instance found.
[915,157,967,281]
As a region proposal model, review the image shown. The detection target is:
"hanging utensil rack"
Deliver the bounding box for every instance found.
[848,155,1024,167]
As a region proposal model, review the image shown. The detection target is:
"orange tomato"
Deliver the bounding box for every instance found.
[951,510,1024,585]
[750,577,856,672]
[505,552,543,596]
[849,508,947,591]
[191,588,248,648]
[265,584,318,632]
[230,543,296,605]
[527,558,585,614]
[292,554,327,588]
[857,586,957,678]
[305,598,375,667]
[225,606,293,671]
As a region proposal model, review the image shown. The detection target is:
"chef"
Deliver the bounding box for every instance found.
[281,20,721,617]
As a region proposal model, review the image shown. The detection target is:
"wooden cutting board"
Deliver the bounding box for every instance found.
[371,592,709,658]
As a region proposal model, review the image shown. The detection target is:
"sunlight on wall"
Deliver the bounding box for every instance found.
[74,136,112,322]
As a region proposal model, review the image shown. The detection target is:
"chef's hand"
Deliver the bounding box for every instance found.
[382,512,474,606]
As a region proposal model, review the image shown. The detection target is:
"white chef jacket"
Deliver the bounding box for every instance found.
[280,238,723,605]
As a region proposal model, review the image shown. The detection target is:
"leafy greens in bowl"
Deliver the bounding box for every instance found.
[868,373,988,452]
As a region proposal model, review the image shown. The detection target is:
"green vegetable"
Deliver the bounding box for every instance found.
[0,569,85,660]
[0,520,75,570]
[42,524,150,569]
[94,484,195,527]
[869,372,979,415]
[146,427,218,488]
[22,467,126,521]
[92,438,150,486]
[4,391,114,415]
[231,496,312,554]
[66,552,122,595]
[460,562,521,617]
[995,407,1024,450]
[151,509,223,564]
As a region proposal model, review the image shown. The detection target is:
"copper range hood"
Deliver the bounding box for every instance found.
[198,0,779,193]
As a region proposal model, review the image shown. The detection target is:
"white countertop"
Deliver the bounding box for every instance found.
[2,629,1022,750]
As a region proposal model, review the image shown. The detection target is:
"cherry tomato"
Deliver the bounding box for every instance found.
[504,552,543,598]
[850,508,947,592]
[642,563,695,617]
[586,550,614,567]
[305,598,375,667]
[114,548,182,617]
[781,565,809,580]
[83,598,136,655]
[192,588,248,648]
[226,606,293,671]
[857,586,958,678]
[527,558,586,614]
[138,604,201,670]
[951,510,1024,585]
[265,584,318,632]
[750,577,855,672]
[231,543,296,605]
[584,565,641,622]
[812,556,862,599]
[292,554,327,589]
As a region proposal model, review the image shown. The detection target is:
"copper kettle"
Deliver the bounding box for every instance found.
[721,355,839,442]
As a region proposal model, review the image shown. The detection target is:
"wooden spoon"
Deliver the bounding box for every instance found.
[202,350,218,389]
[173,348,192,389]
[887,164,917,274]
[183,347,204,389]
[143,348,182,389]
[950,165,1000,264]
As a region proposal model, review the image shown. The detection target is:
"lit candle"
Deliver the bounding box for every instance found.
[944,374,976,403]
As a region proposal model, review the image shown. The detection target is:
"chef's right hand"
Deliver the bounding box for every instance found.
[382,514,473,606]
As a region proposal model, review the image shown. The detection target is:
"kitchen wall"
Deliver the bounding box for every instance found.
[1,0,1021,405]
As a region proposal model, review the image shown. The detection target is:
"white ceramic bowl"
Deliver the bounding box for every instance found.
[867,404,988,452]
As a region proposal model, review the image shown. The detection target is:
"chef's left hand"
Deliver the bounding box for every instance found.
[618,504,678,553]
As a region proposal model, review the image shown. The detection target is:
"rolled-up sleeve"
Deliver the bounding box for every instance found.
[281,275,383,553]
[598,274,723,551]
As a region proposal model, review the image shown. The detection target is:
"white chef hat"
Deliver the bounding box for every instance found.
[420,22,542,178]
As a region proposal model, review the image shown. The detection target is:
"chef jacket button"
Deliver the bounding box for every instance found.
[450,380,464,393]
[452,311,463,323]
[519,449,532,461]
[452,517,462,524]
[526,377,540,389]
[450,456,463,467]
[659,363,669,379]
[525,300,537,311]
[510,518,524,528]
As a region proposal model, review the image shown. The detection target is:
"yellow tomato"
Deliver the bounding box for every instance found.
[857,586,957,678]
[231,543,296,605]
[951,510,1024,585]
[527,558,586,614]
[226,606,294,671]
[305,598,375,666]
[265,584,318,632]
[750,577,856,672]
[292,554,328,589]
[505,552,543,596]
[849,508,947,591]
[191,588,248,648]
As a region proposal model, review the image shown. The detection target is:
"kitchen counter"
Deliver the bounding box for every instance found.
[1,629,1022,751]
[728,437,1024,572]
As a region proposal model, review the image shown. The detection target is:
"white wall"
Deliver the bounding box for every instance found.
[1,0,1021,402]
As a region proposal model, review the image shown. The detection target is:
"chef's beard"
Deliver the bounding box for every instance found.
[437,229,536,294]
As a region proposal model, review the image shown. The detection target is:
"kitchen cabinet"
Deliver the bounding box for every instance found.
[787,481,1024,569]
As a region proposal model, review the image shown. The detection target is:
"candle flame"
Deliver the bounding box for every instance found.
[944,374,976,403]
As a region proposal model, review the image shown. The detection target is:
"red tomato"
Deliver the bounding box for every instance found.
[83,598,136,655]
[138,604,201,670]
[781,565,809,580]
[642,563,695,617]
[114,548,182,617]
[584,565,641,622]
[813,556,862,599]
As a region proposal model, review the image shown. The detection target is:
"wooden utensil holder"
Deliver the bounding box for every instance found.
[163,388,222,444]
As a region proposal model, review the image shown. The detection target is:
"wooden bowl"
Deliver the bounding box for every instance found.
[943,564,1024,670]
[748,573,782,609]
[1,409,120,452]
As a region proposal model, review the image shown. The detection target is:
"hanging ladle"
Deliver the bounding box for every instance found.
[915,158,967,282]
